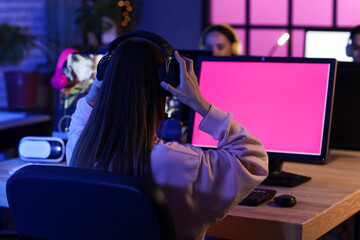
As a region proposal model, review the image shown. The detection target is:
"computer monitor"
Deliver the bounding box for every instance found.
[305,30,352,62]
[188,56,337,187]
[330,62,360,150]
[52,52,104,140]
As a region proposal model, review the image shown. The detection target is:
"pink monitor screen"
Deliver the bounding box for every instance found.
[191,57,335,160]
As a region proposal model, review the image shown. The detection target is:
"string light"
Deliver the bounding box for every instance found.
[118,0,133,27]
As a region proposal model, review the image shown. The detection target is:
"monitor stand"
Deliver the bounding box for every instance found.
[261,158,311,187]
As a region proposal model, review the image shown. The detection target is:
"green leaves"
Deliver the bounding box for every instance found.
[0,24,36,67]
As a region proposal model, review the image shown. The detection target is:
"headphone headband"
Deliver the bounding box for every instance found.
[106,30,174,58]
[96,30,180,95]
[51,48,79,90]
[55,48,79,72]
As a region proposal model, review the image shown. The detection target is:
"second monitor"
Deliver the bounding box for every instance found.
[330,62,360,150]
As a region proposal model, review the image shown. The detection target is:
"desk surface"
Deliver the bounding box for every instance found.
[207,149,360,240]
[0,112,51,131]
[0,112,52,151]
[0,158,66,208]
[0,151,359,240]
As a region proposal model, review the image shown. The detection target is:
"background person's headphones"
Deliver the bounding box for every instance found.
[346,34,354,57]
[96,30,180,95]
[51,48,79,90]
[346,26,360,57]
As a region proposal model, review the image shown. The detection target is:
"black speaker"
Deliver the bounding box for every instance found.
[96,30,180,95]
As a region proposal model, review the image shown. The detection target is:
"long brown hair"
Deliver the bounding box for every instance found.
[70,39,167,179]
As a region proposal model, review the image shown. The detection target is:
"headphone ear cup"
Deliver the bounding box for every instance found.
[158,59,180,96]
[51,72,68,90]
[96,55,112,80]
[158,61,172,97]
[232,41,242,56]
[158,61,167,83]
[167,60,180,87]
[346,44,353,57]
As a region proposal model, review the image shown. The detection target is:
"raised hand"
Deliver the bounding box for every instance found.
[160,51,211,117]
[85,77,103,108]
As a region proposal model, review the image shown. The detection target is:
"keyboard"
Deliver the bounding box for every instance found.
[239,188,277,206]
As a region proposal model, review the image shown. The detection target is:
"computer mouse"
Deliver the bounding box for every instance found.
[274,194,297,207]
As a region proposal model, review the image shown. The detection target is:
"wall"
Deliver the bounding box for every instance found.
[0,0,203,109]
[0,0,48,108]
[0,0,82,109]
[134,0,204,49]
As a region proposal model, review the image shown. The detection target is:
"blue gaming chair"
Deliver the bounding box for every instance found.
[6,165,176,240]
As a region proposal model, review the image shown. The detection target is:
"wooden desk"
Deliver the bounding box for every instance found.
[0,151,359,239]
[0,112,51,131]
[207,149,360,240]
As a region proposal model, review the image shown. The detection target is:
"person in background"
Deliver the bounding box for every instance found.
[200,24,242,56]
[66,33,268,240]
[346,25,360,62]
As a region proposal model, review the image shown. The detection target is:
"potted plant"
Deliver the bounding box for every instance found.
[0,23,55,110]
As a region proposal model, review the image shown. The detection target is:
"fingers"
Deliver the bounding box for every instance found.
[183,57,194,74]
[93,80,103,88]
[174,51,187,73]
[174,51,196,79]
[160,81,175,94]
[85,78,103,107]
[93,76,103,88]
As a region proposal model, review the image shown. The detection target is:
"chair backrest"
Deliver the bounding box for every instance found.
[6,165,176,240]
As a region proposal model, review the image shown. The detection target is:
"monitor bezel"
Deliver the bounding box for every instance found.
[187,56,337,164]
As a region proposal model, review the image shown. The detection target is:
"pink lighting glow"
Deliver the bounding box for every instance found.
[337,0,360,27]
[250,29,289,57]
[210,0,246,24]
[293,0,332,27]
[250,0,288,25]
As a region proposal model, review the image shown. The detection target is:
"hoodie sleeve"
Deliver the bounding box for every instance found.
[65,97,92,165]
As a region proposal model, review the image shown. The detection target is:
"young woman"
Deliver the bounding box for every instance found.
[200,24,242,56]
[66,34,268,240]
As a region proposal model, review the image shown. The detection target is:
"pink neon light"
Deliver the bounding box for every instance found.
[293,0,332,27]
[250,0,288,25]
[291,29,305,57]
[250,29,289,57]
[192,61,330,155]
[337,0,360,27]
[210,0,246,25]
